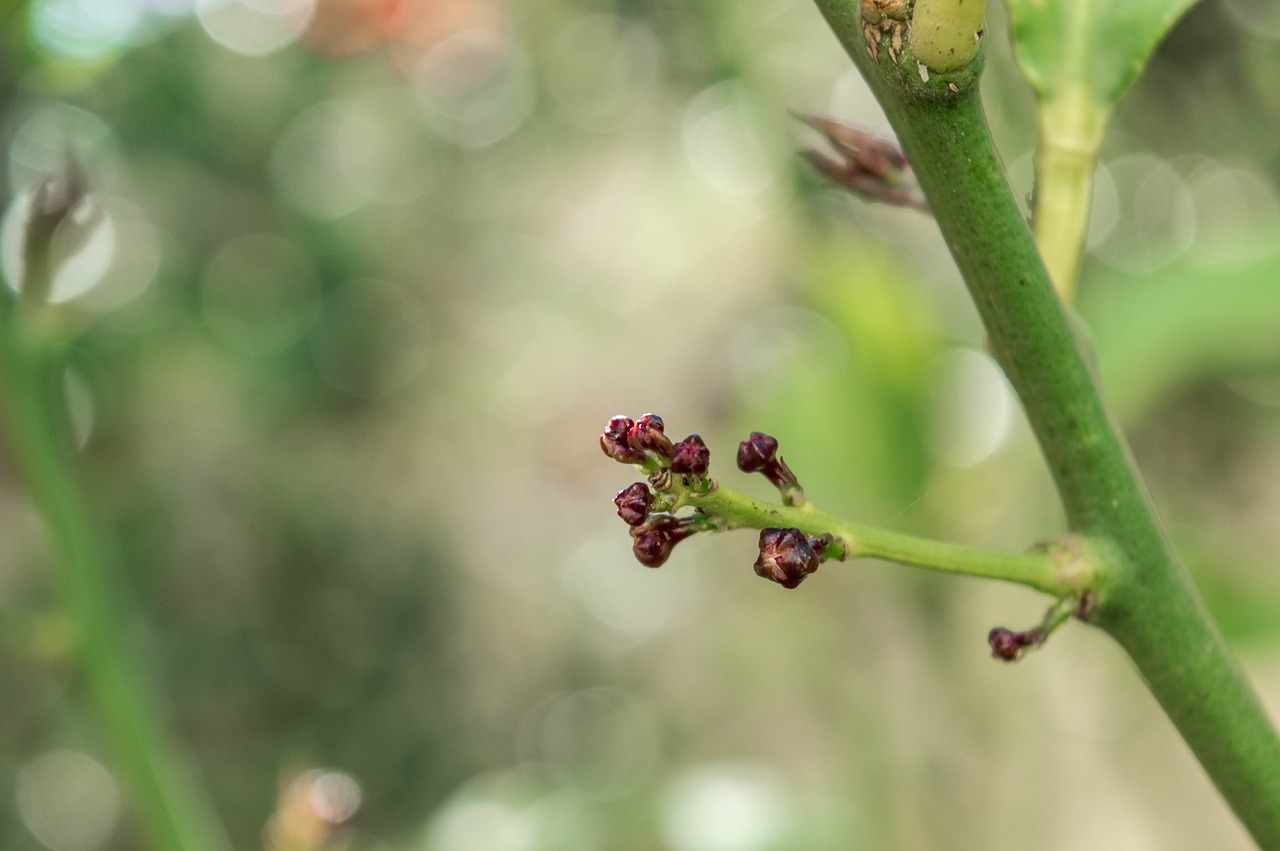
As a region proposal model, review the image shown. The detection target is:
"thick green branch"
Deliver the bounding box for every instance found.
[810,1,1280,846]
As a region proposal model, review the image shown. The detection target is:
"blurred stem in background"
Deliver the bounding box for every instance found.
[0,172,229,851]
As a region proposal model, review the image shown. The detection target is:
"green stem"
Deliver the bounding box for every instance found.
[0,310,229,851]
[680,480,1084,597]
[1039,595,1076,636]
[810,2,1280,846]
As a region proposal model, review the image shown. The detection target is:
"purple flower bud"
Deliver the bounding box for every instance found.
[628,413,674,458]
[614,482,653,526]
[670,434,710,475]
[630,514,698,568]
[737,432,803,504]
[987,627,1039,662]
[601,415,647,465]
[602,415,633,448]
[753,527,821,589]
[793,113,929,211]
[737,432,779,473]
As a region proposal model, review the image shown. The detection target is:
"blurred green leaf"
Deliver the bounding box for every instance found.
[738,236,940,518]
[1006,0,1203,106]
[1083,246,1280,425]
[1006,0,1206,301]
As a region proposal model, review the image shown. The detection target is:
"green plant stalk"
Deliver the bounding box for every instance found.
[678,479,1081,596]
[810,1,1280,845]
[0,308,229,851]
[1033,91,1107,302]
[1039,595,1077,636]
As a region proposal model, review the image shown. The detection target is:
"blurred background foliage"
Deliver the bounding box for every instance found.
[0,0,1279,849]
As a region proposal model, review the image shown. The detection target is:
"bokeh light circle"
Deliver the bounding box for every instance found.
[17,751,121,851]
[196,0,316,56]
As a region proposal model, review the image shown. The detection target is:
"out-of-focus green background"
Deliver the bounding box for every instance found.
[2,0,1280,849]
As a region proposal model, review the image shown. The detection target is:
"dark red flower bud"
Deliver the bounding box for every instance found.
[614,482,653,526]
[987,627,1040,662]
[628,413,674,458]
[604,416,632,442]
[793,113,928,211]
[670,434,710,474]
[601,415,647,464]
[630,514,698,568]
[737,432,779,473]
[737,432,803,504]
[753,527,821,589]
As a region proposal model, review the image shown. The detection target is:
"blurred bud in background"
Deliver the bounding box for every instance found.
[264,769,362,851]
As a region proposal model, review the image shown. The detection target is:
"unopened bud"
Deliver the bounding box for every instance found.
[628,413,674,459]
[630,514,698,568]
[753,527,821,589]
[736,432,803,504]
[670,434,710,475]
[736,432,778,473]
[987,627,1040,662]
[614,482,653,526]
[601,415,647,465]
[794,112,928,211]
[19,159,97,307]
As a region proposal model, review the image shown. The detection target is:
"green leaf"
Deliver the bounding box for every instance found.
[1005,0,1204,106]
[1003,0,1205,300]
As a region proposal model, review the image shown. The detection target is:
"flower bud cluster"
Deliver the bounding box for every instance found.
[604,414,715,568]
[754,528,836,589]
[602,416,833,579]
[600,413,707,476]
[737,432,805,505]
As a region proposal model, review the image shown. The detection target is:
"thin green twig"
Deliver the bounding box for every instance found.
[682,479,1087,597]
